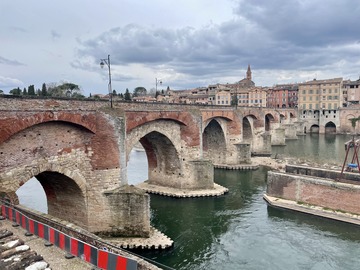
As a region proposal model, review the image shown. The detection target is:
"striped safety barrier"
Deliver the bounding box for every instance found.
[1,204,137,270]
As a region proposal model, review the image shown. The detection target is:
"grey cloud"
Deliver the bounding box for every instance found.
[75,0,360,82]
[51,30,61,40]
[235,0,360,47]
[0,56,25,66]
[0,76,23,88]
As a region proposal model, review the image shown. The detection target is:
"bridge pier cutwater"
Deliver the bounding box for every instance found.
[0,96,298,239]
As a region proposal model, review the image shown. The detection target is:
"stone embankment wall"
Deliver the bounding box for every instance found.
[267,165,360,215]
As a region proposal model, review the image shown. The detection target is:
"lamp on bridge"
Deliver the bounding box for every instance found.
[100,54,113,108]
[155,78,162,93]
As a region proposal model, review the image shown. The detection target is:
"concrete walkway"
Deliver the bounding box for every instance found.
[0,218,94,270]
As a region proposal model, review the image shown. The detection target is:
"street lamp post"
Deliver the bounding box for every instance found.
[155,78,162,93]
[100,54,113,108]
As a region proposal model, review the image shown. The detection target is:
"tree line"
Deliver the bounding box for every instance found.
[5,82,169,101]
[8,82,84,98]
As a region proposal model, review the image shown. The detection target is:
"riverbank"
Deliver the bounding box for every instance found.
[251,155,343,172]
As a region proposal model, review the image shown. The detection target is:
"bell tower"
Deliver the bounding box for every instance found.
[246,64,252,81]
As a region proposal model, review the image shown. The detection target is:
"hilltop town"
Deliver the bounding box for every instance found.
[129,65,360,110]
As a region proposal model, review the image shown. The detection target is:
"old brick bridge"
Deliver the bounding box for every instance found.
[0,96,298,238]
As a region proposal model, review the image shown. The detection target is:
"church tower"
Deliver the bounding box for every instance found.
[246,64,252,81]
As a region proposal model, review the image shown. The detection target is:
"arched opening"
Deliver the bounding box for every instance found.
[310,124,320,133]
[243,117,253,142]
[280,114,285,123]
[130,131,182,187]
[265,114,275,131]
[16,178,47,213]
[1,120,94,228]
[203,119,226,164]
[127,143,148,185]
[14,171,87,228]
[325,122,336,134]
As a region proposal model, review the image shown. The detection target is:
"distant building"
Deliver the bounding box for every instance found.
[343,77,360,106]
[267,84,298,108]
[215,88,231,105]
[298,78,343,110]
[247,87,267,107]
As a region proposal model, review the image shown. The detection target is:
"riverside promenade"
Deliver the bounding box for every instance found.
[0,203,164,270]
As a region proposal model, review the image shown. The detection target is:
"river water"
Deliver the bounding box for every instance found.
[16,134,360,269]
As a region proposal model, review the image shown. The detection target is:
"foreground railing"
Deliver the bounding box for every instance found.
[0,200,138,270]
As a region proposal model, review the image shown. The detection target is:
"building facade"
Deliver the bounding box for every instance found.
[298,78,343,110]
[267,84,298,108]
[343,78,360,106]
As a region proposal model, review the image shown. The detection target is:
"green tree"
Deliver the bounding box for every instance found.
[133,87,147,97]
[0,89,4,94]
[112,89,117,96]
[28,85,35,95]
[41,83,47,96]
[124,88,131,101]
[10,87,21,95]
[22,87,27,95]
[47,82,81,97]
[231,94,238,107]
[119,93,124,99]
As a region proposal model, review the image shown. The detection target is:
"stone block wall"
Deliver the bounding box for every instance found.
[267,171,360,214]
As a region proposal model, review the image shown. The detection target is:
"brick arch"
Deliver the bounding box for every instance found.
[0,161,88,228]
[242,115,257,141]
[0,111,96,144]
[202,118,227,164]
[265,113,276,131]
[126,120,183,187]
[0,121,93,172]
[126,120,183,158]
[126,111,189,132]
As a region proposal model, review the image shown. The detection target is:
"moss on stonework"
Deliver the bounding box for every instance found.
[350,116,360,128]
[100,106,125,117]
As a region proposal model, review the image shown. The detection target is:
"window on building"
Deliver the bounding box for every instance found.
[328,96,332,100]
[309,104,312,109]
[328,103,332,110]
[303,97,306,101]
[323,89,326,94]
[302,90,306,94]
[309,89,313,94]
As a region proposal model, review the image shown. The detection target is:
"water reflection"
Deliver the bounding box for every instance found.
[272,134,352,164]
[267,206,360,242]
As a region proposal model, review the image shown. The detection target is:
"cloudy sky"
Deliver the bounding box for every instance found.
[1,0,360,96]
